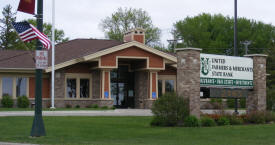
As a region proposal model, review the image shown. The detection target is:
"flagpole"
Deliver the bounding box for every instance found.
[51,0,55,109]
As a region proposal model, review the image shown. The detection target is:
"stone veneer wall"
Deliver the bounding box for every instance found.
[54,69,65,99]
[245,54,267,114]
[134,71,149,108]
[176,48,201,118]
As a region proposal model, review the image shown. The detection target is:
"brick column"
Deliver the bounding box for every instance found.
[244,54,267,114]
[176,48,202,118]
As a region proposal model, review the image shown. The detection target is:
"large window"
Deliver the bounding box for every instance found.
[16,78,27,97]
[80,79,89,98]
[158,76,176,96]
[66,78,76,98]
[2,77,13,96]
[65,74,92,99]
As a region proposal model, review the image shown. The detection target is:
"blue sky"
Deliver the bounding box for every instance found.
[1,0,275,46]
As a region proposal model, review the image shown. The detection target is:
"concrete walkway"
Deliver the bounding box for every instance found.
[0,109,246,117]
[0,142,37,145]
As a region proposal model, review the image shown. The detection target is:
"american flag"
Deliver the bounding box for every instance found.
[12,21,51,49]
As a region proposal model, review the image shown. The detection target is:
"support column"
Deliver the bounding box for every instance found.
[149,71,158,99]
[244,54,267,114]
[101,70,111,99]
[176,48,202,118]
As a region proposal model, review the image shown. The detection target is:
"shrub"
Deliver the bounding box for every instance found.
[101,106,108,109]
[65,104,72,108]
[264,111,275,123]
[246,111,266,124]
[110,106,116,110]
[217,117,230,126]
[267,87,275,111]
[151,92,189,126]
[210,98,223,109]
[92,104,99,108]
[226,99,235,108]
[17,96,29,108]
[86,105,92,108]
[201,117,216,127]
[228,115,244,125]
[240,98,246,108]
[75,105,80,108]
[184,116,200,127]
[1,95,13,108]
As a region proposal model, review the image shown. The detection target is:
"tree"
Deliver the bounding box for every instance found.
[0,5,25,50]
[172,13,275,55]
[100,7,161,46]
[0,5,69,50]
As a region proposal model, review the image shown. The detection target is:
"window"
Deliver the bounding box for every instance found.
[66,78,76,98]
[158,76,176,96]
[80,79,89,98]
[65,74,92,99]
[16,78,27,97]
[158,80,162,97]
[165,80,174,93]
[2,77,13,96]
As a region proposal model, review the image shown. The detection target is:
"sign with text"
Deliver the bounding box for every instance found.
[35,50,48,69]
[200,54,253,88]
[210,88,249,98]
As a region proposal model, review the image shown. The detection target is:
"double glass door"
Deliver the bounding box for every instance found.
[111,65,135,108]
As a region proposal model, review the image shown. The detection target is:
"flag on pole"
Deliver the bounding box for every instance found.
[12,21,51,50]
[17,0,35,15]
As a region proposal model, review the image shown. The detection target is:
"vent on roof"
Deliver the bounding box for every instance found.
[123,28,145,44]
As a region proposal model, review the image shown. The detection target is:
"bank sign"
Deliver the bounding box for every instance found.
[200,54,253,88]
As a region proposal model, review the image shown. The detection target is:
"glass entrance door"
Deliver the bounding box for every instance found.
[111,65,135,108]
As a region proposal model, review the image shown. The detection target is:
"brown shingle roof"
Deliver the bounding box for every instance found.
[0,50,35,69]
[0,38,176,70]
[0,39,123,69]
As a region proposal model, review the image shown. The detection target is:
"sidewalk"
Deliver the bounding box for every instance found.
[0,142,37,145]
[0,109,246,117]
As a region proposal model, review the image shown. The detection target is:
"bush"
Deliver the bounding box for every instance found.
[184,116,200,127]
[228,115,244,125]
[210,98,223,109]
[246,111,266,124]
[1,95,13,108]
[92,104,99,108]
[240,98,246,108]
[264,111,275,123]
[101,106,108,109]
[65,104,72,108]
[226,99,235,108]
[201,117,216,127]
[217,117,230,126]
[110,106,116,110]
[17,96,29,108]
[75,105,80,108]
[151,93,189,126]
[267,87,275,111]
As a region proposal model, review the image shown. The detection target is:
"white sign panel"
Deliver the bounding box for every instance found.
[200,54,253,88]
[35,50,48,69]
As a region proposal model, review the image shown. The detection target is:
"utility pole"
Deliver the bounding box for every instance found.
[241,40,252,55]
[234,0,239,115]
[31,0,46,137]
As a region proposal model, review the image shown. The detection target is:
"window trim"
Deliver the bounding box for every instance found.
[158,75,176,95]
[64,73,92,100]
[0,76,29,99]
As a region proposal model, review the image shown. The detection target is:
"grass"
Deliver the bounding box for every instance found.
[0,116,275,145]
[0,107,114,111]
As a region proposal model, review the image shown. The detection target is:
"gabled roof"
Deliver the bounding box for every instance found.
[0,38,177,72]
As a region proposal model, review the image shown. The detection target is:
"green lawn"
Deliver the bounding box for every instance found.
[0,117,275,145]
[0,107,113,111]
